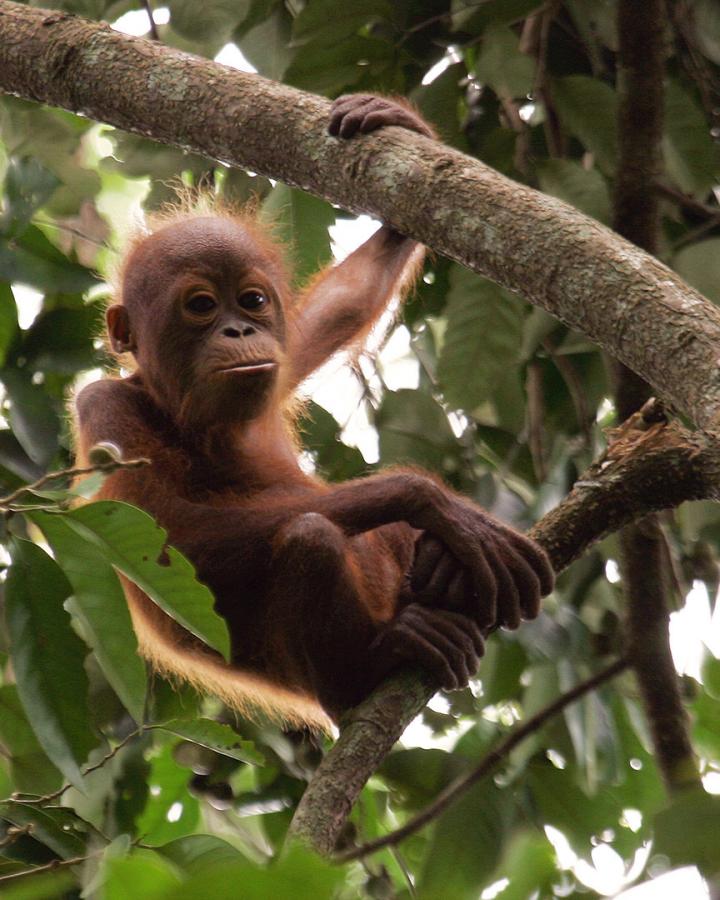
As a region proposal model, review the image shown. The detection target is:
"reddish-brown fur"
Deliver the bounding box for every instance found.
[75,96,553,729]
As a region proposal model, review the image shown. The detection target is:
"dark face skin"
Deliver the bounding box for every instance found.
[107,217,289,429]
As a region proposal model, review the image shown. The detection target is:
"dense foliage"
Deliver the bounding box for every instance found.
[1,1,719,897]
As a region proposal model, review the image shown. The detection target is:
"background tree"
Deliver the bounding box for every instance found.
[0,1,719,898]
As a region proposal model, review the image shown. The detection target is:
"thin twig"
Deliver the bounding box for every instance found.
[8,726,148,806]
[0,457,150,509]
[140,0,159,41]
[0,852,99,884]
[336,657,628,862]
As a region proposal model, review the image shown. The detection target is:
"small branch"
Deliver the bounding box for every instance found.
[336,657,628,862]
[140,0,159,41]
[0,852,97,884]
[656,182,720,222]
[8,726,147,806]
[0,457,150,510]
[290,401,720,853]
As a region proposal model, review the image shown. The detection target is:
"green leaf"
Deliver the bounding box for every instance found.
[235,4,294,81]
[537,159,610,223]
[0,429,42,482]
[0,804,103,860]
[437,268,524,411]
[474,24,535,98]
[673,238,720,304]
[0,283,18,367]
[158,719,263,765]
[654,790,720,876]
[58,501,230,660]
[1,158,59,234]
[664,80,719,198]
[693,0,720,63]
[0,869,75,900]
[284,36,393,94]
[492,832,558,900]
[135,745,199,845]
[291,0,393,46]
[157,834,244,875]
[167,0,250,42]
[298,401,366,481]
[170,845,343,900]
[102,850,183,900]
[31,511,147,723]
[0,226,95,293]
[552,75,618,174]
[21,304,105,374]
[5,539,95,788]
[0,685,62,794]
[0,368,60,468]
[418,780,514,900]
[376,388,458,471]
[261,185,334,285]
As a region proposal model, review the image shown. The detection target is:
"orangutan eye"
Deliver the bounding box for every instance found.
[238,291,268,311]
[185,293,217,315]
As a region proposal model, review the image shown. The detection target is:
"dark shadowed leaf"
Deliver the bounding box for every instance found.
[376,388,457,470]
[418,780,514,900]
[438,267,524,411]
[537,159,611,223]
[5,539,95,788]
[0,283,19,367]
[664,80,719,198]
[0,685,62,794]
[261,185,334,284]
[673,239,720,304]
[0,368,60,467]
[552,76,618,174]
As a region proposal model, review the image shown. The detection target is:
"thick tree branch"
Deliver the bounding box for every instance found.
[2,3,720,428]
[290,402,720,853]
[611,0,701,793]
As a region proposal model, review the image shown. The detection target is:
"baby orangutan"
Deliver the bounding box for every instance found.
[75,95,553,729]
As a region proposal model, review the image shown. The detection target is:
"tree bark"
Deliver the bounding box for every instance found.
[2,3,720,428]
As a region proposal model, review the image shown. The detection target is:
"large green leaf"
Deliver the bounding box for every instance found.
[298,401,366,481]
[536,159,610,224]
[261,185,334,285]
[60,501,230,660]
[0,804,104,860]
[284,36,394,94]
[291,0,393,46]
[0,283,19,368]
[673,238,720,304]
[654,791,720,876]
[167,0,250,42]
[134,745,200,845]
[0,368,60,468]
[552,75,618,174]
[158,719,263,765]
[437,267,524,411]
[21,303,105,374]
[0,225,95,293]
[5,540,95,788]
[0,685,62,794]
[664,80,719,198]
[474,24,535,98]
[31,510,147,723]
[376,388,458,471]
[418,780,514,900]
[1,157,59,235]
